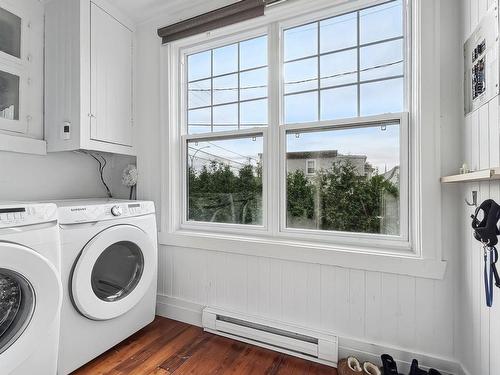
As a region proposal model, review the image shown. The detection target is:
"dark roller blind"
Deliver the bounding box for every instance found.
[157,0,266,44]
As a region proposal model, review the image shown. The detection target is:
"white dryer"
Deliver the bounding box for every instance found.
[53,199,158,374]
[0,203,62,375]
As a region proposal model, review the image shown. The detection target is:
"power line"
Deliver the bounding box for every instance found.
[188,59,403,92]
[205,141,259,162]
[188,146,252,167]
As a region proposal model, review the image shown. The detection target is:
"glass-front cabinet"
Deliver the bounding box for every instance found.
[0,2,43,137]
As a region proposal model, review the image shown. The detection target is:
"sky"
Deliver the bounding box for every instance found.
[186,0,403,175]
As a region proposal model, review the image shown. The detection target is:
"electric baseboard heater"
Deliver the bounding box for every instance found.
[202,307,338,367]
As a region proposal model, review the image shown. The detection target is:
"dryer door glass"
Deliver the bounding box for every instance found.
[91,241,144,302]
[0,269,34,353]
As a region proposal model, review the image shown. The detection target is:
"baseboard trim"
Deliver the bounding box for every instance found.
[156,294,463,375]
[156,294,203,327]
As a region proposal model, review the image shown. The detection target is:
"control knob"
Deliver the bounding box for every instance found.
[111,205,123,217]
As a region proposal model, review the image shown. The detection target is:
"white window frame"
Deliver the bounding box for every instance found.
[159,0,446,279]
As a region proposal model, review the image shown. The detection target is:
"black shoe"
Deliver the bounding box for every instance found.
[409,359,427,375]
[428,370,441,375]
[381,354,399,375]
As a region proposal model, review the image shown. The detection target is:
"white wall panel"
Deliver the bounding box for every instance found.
[458,1,500,374]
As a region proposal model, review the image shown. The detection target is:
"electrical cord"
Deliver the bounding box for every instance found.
[78,150,113,198]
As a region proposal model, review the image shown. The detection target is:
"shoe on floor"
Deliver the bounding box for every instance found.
[381,354,399,375]
[409,359,427,375]
[362,361,381,375]
[338,357,363,375]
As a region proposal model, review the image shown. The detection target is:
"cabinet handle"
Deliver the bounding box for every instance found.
[88,113,96,118]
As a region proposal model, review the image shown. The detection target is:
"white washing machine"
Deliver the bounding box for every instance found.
[53,199,158,374]
[0,203,62,375]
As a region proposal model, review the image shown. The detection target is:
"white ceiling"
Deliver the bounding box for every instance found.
[106,0,239,25]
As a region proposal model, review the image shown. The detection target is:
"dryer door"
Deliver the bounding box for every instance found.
[72,225,155,321]
[0,243,62,374]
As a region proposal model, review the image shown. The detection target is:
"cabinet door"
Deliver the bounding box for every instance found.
[0,5,25,134]
[90,2,133,146]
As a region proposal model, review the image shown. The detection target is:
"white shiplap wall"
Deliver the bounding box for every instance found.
[135,0,463,371]
[156,246,456,359]
[459,1,500,374]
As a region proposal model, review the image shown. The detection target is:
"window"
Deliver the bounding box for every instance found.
[305,159,316,175]
[177,0,408,245]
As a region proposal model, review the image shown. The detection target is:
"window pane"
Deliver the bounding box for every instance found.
[320,13,357,53]
[188,79,211,109]
[188,51,211,82]
[286,122,400,235]
[188,107,211,134]
[240,36,267,70]
[284,91,318,124]
[320,85,358,121]
[240,67,267,101]
[320,49,357,88]
[360,0,403,44]
[213,43,238,76]
[0,70,19,120]
[0,7,21,58]
[187,136,263,225]
[189,126,212,134]
[284,57,318,94]
[240,99,267,127]
[360,77,403,116]
[360,39,403,81]
[284,22,318,61]
[213,74,238,105]
[213,103,238,126]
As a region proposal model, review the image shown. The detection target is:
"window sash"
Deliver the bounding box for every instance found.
[279,112,409,244]
[280,1,407,125]
[181,128,269,232]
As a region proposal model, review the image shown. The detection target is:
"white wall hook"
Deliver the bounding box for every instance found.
[465,190,478,207]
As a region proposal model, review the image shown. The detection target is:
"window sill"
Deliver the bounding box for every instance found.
[0,133,46,155]
[158,230,447,280]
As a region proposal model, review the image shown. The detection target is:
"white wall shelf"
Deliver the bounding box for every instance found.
[441,168,500,183]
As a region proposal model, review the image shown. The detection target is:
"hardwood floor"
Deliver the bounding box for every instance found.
[72,316,337,375]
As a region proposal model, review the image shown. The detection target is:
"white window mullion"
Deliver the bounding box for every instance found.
[267,21,281,236]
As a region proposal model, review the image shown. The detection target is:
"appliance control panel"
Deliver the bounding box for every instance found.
[0,203,58,228]
[57,200,155,224]
[464,0,499,114]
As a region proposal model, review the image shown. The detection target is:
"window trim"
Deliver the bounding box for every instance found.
[159,0,447,279]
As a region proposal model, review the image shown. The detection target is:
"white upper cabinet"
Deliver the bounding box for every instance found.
[45,0,135,156]
[90,3,133,147]
[0,0,45,154]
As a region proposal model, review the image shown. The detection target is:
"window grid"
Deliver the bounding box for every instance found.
[282,2,404,123]
[187,37,269,133]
